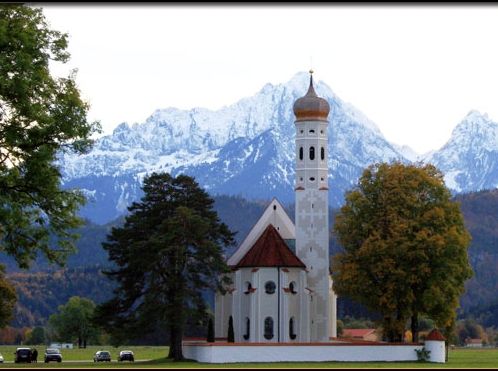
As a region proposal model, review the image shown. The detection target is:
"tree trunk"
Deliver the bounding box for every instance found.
[78,336,82,348]
[167,326,184,361]
[411,312,419,343]
[83,339,87,348]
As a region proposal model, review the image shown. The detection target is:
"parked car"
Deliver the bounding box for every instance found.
[118,350,134,362]
[0,352,4,363]
[94,350,111,362]
[14,348,32,363]
[44,348,62,363]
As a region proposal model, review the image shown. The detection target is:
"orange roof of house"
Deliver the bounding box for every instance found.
[235,224,306,269]
[426,329,446,341]
[342,329,376,338]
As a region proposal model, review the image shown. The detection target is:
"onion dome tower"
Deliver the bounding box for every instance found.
[293,70,331,342]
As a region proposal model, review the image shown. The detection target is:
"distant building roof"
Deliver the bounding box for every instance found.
[465,338,482,344]
[342,329,376,338]
[235,224,306,269]
[426,329,446,341]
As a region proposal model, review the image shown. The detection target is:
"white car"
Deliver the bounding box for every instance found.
[0,352,4,363]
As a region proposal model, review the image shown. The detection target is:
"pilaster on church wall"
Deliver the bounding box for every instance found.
[299,269,311,342]
[233,269,242,342]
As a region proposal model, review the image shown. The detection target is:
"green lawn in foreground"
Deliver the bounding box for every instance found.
[0,345,497,368]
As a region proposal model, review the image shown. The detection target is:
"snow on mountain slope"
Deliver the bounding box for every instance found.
[58,72,407,223]
[425,110,498,192]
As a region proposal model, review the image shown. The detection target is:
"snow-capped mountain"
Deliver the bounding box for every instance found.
[425,110,498,192]
[60,72,405,224]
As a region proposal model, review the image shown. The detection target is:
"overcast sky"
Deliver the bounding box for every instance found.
[40,4,498,155]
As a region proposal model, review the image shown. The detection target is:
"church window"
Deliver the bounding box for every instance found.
[244,282,252,295]
[321,147,325,160]
[299,147,303,160]
[273,205,277,210]
[309,177,315,182]
[309,146,315,160]
[265,281,276,295]
[320,130,324,134]
[321,177,324,181]
[243,317,250,340]
[289,317,297,340]
[300,177,303,181]
[300,129,304,134]
[289,281,297,294]
[309,129,315,134]
[264,317,274,340]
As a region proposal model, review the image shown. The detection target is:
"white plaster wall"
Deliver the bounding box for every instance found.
[239,268,253,342]
[282,268,306,342]
[425,340,446,363]
[215,272,235,339]
[183,344,427,364]
[255,268,279,342]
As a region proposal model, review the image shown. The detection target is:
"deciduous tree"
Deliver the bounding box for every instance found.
[332,162,472,342]
[94,173,234,361]
[0,4,100,270]
[48,296,99,347]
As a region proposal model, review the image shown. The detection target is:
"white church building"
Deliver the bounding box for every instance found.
[214,71,337,343]
[184,72,446,364]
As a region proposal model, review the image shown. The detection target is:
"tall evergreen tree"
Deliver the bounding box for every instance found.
[94,173,235,361]
[332,162,472,342]
[207,317,215,343]
[227,316,235,343]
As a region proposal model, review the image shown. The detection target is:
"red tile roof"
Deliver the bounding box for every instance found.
[235,224,306,269]
[426,329,445,341]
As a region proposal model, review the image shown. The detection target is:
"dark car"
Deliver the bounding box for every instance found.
[94,350,111,362]
[44,348,62,363]
[14,348,32,363]
[118,350,134,362]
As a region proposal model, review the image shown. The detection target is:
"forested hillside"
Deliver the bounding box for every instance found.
[454,189,498,323]
[2,191,498,328]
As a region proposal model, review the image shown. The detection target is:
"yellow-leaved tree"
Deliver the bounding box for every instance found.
[332,162,472,343]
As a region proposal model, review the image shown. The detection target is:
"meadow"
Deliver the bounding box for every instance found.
[0,345,497,368]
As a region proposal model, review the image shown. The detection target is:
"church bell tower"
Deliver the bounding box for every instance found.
[293,71,331,342]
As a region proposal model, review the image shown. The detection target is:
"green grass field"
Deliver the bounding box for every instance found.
[0,345,497,368]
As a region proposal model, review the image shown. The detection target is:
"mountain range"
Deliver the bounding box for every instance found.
[58,72,498,224]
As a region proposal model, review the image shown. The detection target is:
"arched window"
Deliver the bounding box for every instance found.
[299,147,303,160]
[244,282,252,295]
[289,317,297,340]
[289,281,297,294]
[309,146,315,160]
[264,317,274,340]
[321,147,325,160]
[265,281,276,295]
[243,317,250,340]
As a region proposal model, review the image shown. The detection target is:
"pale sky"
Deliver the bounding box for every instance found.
[40,4,498,155]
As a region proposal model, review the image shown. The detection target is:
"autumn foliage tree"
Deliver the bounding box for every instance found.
[94,173,235,361]
[332,162,472,342]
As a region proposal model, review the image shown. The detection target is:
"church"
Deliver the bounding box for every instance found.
[214,71,338,343]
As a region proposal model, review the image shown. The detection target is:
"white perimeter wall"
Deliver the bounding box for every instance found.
[183,343,435,363]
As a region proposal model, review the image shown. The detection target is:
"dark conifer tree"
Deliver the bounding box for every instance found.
[93,173,234,361]
[227,316,235,343]
[207,317,215,343]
